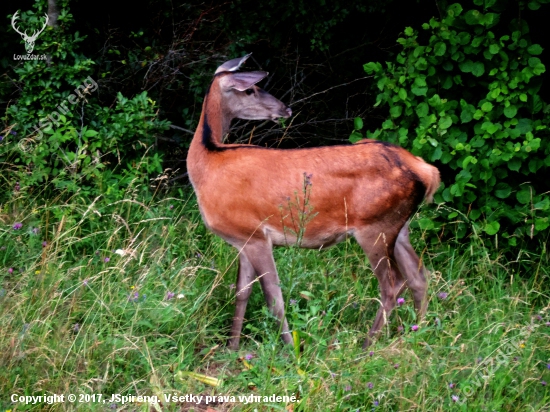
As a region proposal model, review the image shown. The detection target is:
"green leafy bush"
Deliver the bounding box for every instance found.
[353,1,550,248]
[1,0,169,202]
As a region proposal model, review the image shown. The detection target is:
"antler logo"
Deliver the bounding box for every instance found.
[11,11,49,54]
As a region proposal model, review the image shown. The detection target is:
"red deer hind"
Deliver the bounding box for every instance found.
[187,54,441,349]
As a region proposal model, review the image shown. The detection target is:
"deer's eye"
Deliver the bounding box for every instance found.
[245,89,254,95]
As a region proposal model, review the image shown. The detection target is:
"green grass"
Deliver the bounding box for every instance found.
[1,184,549,412]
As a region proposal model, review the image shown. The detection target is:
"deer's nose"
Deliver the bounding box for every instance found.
[285,107,292,117]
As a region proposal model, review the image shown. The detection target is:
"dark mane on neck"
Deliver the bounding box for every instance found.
[201,113,224,151]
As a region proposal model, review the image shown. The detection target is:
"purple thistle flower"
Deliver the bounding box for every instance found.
[542,380,547,386]
[411,324,419,332]
[452,395,459,402]
[546,322,550,327]
[103,257,110,263]
[10,130,16,135]
[73,323,80,332]
[369,351,374,357]
[0,136,3,141]
[394,363,399,369]
[244,353,253,361]
[374,400,379,407]
[536,315,543,321]
[13,222,23,230]
[397,325,404,332]
[397,297,405,306]
[42,241,47,248]
[449,382,454,388]
[169,205,174,210]
[290,299,297,305]
[83,279,89,286]
[8,268,14,274]
[14,182,20,192]
[367,382,373,389]
[32,227,39,234]
[165,291,175,300]
[344,385,352,392]
[438,292,448,300]
[547,363,550,370]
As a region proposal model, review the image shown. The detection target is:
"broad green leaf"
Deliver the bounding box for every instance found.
[489,44,499,54]
[464,9,484,26]
[516,118,532,134]
[481,102,493,112]
[516,189,531,204]
[363,62,381,74]
[411,86,428,96]
[527,44,543,55]
[349,131,363,143]
[398,88,408,100]
[418,218,435,230]
[463,155,476,169]
[439,116,453,129]
[485,221,500,235]
[503,105,517,118]
[461,109,473,123]
[414,76,427,87]
[447,3,463,16]
[535,218,549,231]
[83,129,99,137]
[508,158,521,172]
[495,183,511,198]
[434,42,447,56]
[533,62,546,75]
[472,61,485,77]
[415,57,428,70]
[390,105,402,118]
[459,60,474,73]
[416,102,429,118]
[353,117,363,130]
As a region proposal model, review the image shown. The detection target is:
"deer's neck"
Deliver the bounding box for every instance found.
[187,87,232,186]
[196,83,232,149]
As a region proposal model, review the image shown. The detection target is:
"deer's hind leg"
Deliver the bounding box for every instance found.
[354,227,407,348]
[394,222,428,318]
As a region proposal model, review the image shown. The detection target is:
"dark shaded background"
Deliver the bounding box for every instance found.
[1,0,549,162]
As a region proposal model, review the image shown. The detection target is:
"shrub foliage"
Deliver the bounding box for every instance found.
[1,0,169,202]
[353,1,550,248]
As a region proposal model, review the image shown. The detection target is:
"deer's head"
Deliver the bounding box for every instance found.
[213,54,292,122]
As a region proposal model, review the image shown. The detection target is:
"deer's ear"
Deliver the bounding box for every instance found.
[215,53,252,74]
[219,71,268,91]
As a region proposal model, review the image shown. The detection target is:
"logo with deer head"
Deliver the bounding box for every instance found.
[11,11,49,54]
